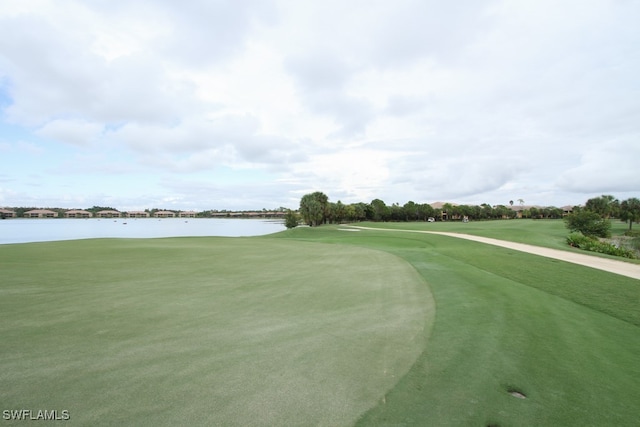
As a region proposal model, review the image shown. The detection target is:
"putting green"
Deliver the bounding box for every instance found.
[0,237,433,426]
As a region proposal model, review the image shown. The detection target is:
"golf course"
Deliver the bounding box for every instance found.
[2,220,639,426]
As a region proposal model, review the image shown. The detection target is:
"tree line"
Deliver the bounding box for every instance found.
[292,192,640,232]
[294,192,567,228]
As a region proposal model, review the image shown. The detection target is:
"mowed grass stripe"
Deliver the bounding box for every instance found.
[0,237,433,426]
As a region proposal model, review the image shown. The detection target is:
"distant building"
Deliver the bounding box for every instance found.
[154,211,176,218]
[64,209,92,218]
[24,209,58,218]
[430,202,458,221]
[510,205,527,219]
[178,211,197,218]
[510,205,549,219]
[0,209,16,218]
[126,211,150,218]
[562,205,574,216]
[96,210,121,218]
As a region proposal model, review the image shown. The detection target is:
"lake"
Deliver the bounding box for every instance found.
[0,218,287,245]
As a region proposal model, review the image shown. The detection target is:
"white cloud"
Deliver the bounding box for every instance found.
[36,119,103,146]
[0,0,638,210]
[557,139,640,193]
[289,149,395,202]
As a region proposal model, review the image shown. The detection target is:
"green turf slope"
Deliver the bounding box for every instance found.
[3,224,639,426]
[275,226,640,426]
[0,237,433,426]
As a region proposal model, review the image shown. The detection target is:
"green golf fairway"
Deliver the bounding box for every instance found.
[2,221,640,426]
[275,225,640,426]
[0,237,433,426]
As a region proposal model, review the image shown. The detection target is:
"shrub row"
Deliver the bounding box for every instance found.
[566,233,637,259]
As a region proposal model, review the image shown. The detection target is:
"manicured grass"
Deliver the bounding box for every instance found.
[3,220,640,426]
[355,219,571,249]
[354,219,640,263]
[0,237,433,426]
[275,226,640,426]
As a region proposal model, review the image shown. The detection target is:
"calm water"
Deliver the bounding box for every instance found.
[0,218,286,245]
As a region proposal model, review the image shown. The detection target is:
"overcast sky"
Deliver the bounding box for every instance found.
[1,0,638,211]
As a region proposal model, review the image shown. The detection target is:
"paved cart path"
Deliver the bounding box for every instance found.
[347,226,640,280]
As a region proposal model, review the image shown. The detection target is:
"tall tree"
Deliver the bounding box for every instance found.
[495,205,513,219]
[549,207,563,219]
[417,203,435,221]
[390,203,404,221]
[299,192,329,226]
[403,201,419,221]
[351,203,367,222]
[529,207,540,219]
[442,203,454,220]
[370,199,390,222]
[480,203,494,219]
[329,200,347,224]
[585,194,619,218]
[619,197,640,231]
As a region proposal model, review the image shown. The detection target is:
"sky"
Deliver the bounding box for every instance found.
[0,0,639,211]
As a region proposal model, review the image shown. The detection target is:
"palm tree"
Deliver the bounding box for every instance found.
[619,198,640,231]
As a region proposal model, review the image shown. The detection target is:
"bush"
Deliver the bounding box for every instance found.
[564,211,611,238]
[623,229,640,237]
[284,210,299,229]
[566,232,592,248]
[566,232,636,259]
